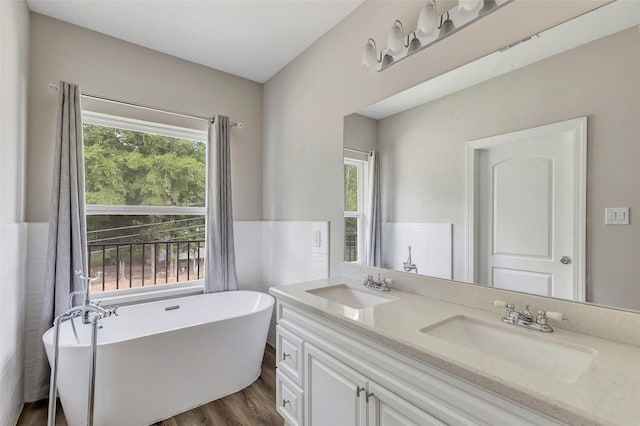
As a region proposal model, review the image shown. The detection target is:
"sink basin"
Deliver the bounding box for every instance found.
[421,316,596,382]
[307,285,396,309]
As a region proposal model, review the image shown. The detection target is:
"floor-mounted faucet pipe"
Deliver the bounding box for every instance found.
[47,316,62,426]
[47,309,83,426]
[87,314,102,426]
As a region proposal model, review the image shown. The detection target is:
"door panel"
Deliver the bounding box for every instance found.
[492,157,553,258]
[492,267,553,295]
[475,119,584,300]
[367,381,445,426]
[304,344,367,426]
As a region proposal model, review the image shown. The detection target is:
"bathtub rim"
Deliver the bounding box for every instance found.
[42,290,275,349]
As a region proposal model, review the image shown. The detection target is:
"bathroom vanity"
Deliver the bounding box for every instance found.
[270,278,640,426]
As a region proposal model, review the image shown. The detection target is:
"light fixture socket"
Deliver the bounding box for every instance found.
[478,0,497,15]
[439,12,456,36]
[381,53,394,67]
[407,33,422,54]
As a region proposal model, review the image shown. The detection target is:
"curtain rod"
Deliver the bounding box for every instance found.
[48,83,243,128]
[344,147,373,156]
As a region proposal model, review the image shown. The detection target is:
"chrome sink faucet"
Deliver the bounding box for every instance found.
[493,300,564,333]
[363,273,393,292]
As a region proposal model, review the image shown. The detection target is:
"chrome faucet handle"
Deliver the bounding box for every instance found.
[536,310,565,325]
[546,311,565,321]
[493,300,515,311]
[536,310,548,325]
[493,300,516,322]
[75,270,103,282]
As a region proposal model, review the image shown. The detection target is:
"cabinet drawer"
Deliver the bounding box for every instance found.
[277,370,304,426]
[277,325,305,386]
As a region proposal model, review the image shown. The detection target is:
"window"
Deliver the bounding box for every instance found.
[83,112,207,293]
[344,158,365,262]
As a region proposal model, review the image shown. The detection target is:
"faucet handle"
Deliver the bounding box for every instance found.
[545,311,565,321]
[493,300,509,308]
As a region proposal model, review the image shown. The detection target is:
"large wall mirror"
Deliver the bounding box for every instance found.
[343,1,640,312]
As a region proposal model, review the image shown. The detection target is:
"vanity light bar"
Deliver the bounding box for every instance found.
[362,0,513,72]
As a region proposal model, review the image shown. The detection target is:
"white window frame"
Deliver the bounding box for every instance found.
[344,158,366,263]
[83,111,208,301]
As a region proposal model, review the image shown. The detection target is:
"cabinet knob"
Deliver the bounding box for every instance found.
[356,386,365,397]
[366,392,374,403]
[282,352,291,360]
[282,399,290,407]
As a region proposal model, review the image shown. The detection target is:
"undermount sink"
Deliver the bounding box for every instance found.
[307,284,396,309]
[421,316,596,383]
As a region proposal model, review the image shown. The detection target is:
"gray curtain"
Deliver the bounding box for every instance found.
[204,115,239,292]
[366,151,382,266]
[35,81,88,399]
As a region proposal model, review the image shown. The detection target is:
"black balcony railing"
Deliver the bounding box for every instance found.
[88,240,205,292]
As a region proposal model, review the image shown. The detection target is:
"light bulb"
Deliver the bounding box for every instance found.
[386,20,405,54]
[458,0,483,12]
[417,2,438,36]
[361,39,378,68]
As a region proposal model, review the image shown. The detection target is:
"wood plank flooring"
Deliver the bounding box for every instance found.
[17,345,283,426]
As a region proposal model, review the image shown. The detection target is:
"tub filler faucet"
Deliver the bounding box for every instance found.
[73,270,113,324]
[403,246,418,273]
[47,270,119,426]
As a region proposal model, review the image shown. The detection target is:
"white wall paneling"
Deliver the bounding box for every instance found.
[22,220,330,399]
[0,224,27,425]
[382,223,452,280]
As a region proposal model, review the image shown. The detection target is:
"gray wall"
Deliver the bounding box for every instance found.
[344,113,378,156]
[27,13,264,222]
[0,1,29,423]
[263,0,608,280]
[1,1,28,225]
[375,27,640,310]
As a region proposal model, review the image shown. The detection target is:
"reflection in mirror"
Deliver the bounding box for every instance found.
[343,1,640,312]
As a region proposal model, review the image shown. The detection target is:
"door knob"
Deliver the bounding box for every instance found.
[560,256,571,265]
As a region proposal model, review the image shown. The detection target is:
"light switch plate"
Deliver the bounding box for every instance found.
[605,207,630,225]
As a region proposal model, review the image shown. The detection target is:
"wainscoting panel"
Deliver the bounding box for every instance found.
[0,223,27,425]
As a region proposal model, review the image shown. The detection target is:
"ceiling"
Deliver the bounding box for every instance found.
[26,0,364,83]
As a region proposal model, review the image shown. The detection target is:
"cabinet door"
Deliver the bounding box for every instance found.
[367,381,446,426]
[304,343,368,426]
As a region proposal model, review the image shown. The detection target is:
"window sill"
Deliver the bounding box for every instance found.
[92,281,204,306]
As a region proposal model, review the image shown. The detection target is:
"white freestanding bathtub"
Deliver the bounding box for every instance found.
[42,290,274,426]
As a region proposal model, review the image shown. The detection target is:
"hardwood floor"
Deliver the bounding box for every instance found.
[17,345,283,426]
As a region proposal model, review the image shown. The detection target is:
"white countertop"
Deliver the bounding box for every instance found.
[270,277,640,426]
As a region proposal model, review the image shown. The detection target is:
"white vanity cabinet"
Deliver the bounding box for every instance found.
[304,343,368,426]
[304,342,443,426]
[275,301,561,426]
